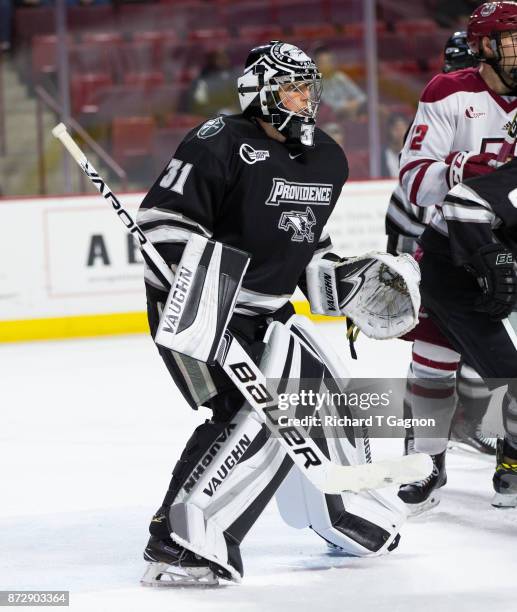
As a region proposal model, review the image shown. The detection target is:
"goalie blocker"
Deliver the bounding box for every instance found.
[155,233,250,363]
[306,252,421,339]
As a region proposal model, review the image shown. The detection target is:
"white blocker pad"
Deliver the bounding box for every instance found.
[155,234,250,363]
[273,315,407,556]
[306,252,421,339]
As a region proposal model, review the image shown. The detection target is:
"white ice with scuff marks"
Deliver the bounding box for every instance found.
[1,323,515,612]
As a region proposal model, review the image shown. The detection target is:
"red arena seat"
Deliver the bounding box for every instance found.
[93,84,189,123]
[69,42,122,81]
[274,0,326,26]
[31,35,65,81]
[377,32,413,61]
[119,41,163,79]
[342,21,387,37]
[80,31,124,45]
[222,1,275,28]
[238,25,284,43]
[413,31,449,61]
[70,72,113,115]
[132,31,167,63]
[124,72,166,89]
[14,7,55,47]
[112,116,156,168]
[188,28,231,44]
[395,18,439,35]
[291,24,337,40]
[67,5,115,32]
[328,0,364,23]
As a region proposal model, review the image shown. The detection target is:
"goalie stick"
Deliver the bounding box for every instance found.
[52,122,432,494]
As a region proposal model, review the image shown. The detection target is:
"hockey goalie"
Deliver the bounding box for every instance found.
[136,41,421,586]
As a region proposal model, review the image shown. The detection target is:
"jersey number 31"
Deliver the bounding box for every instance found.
[160,158,193,194]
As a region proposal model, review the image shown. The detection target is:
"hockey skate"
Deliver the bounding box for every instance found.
[492,439,517,508]
[450,417,496,456]
[141,536,230,587]
[398,451,447,515]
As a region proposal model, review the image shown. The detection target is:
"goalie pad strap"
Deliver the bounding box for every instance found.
[155,234,250,363]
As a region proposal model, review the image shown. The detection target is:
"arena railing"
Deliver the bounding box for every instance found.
[35,85,127,196]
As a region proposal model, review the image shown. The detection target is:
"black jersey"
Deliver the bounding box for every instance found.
[138,114,348,316]
[420,157,517,266]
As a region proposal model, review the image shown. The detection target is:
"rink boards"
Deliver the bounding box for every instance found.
[0,179,396,342]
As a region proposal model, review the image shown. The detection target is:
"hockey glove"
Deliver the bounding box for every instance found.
[306,252,421,339]
[445,151,497,187]
[465,244,517,321]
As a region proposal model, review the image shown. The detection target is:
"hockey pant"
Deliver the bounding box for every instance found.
[147,303,405,579]
[420,251,517,447]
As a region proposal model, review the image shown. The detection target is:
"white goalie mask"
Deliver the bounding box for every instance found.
[237,41,323,147]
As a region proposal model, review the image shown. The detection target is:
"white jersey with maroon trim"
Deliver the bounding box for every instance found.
[399,67,517,210]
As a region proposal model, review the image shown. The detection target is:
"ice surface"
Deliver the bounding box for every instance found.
[1,323,516,612]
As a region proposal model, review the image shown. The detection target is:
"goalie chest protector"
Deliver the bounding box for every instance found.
[139,114,348,298]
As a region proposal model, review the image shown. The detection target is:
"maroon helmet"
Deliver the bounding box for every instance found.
[467,1,517,56]
[467,1,517,90]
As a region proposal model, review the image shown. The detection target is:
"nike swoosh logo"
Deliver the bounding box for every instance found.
[289,152,303,159]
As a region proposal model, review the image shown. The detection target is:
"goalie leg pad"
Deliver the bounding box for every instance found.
[274,315,407,555]
[165,313,362,579]
[155,234,250,363]
[151,313,359,580]
[162,404,291,582]
[276,468,406,556]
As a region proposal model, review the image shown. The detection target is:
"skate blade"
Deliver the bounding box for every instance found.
[405,492,441,517]
[491,492,517,508]
[140,562,219,587]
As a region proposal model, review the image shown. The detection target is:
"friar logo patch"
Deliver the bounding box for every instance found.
[278,206,316,243]
[266,178,333,206]
[197,116,225,139]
